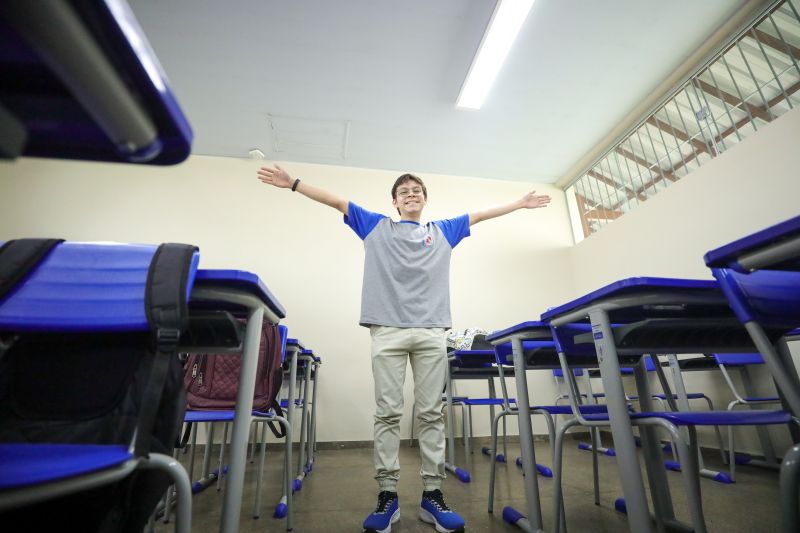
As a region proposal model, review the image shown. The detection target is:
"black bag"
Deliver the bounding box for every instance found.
[0,240,196,533]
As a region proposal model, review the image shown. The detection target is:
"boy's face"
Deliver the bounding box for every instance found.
[392,180,427,217]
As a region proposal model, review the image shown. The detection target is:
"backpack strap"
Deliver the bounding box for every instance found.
[0,238,63,300]
[135,243,198,456]
[268,399,287,438]
[177,422,193,449]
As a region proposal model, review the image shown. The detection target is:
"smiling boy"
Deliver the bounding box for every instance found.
[257,164,550,533]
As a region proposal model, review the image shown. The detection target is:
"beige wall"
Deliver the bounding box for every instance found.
[2,107,797,449]
[569,106,800,453]
[0,156,573,442]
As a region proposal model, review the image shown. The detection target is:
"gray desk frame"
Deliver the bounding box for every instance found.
[188,286,282,533]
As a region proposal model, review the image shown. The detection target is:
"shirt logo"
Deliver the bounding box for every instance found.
[423,234,433,246]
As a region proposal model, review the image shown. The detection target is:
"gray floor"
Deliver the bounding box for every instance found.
[156,434,782,532]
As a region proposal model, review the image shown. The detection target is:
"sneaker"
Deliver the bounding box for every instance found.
[363,491,400,533]
[419,489,465,533]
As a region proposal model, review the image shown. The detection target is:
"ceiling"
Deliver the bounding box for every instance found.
[129,0,748,184]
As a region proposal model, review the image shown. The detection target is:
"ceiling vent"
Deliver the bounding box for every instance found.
[268,114,350,160]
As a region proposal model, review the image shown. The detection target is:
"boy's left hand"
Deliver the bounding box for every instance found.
[520,190,552,209]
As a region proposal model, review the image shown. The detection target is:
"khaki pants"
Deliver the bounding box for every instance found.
[370,326,447,492]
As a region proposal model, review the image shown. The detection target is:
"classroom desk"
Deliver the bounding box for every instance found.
[445,350,508,478]
[188,269,285,533]
[290,345,318,490]
[541,277,774,533]
[284,338,304,496]
[486,322,608,533]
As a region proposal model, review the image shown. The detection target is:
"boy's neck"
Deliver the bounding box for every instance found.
[400,213,422,223]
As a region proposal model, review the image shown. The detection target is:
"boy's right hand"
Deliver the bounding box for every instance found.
[257,164,293,188]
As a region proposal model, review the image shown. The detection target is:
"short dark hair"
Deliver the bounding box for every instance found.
[391,173,427,200]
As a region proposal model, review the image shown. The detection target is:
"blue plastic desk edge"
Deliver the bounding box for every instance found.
[540,276,718,321]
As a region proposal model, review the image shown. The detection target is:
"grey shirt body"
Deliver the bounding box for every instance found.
[344,202,471,328]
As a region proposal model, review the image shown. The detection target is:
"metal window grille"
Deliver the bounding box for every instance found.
[568,0,800,241]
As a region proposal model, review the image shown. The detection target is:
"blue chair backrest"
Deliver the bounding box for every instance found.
[552,368,584,378]
[617,355,656,374]
[494,340,555,366]
[712,268,800,328]
[549,323,597,357]
[0,242,199,332]
[277,325,289,363]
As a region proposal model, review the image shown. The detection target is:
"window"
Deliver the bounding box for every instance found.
[568,0,800,242]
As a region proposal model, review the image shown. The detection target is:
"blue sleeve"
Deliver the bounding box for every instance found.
[434,214,471,249]
[343,201,385,240]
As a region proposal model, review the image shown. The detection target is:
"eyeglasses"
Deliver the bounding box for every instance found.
[396,187,423,198]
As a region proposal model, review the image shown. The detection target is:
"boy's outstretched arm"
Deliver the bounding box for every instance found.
[468,190,552,226]
[257,164,349,216]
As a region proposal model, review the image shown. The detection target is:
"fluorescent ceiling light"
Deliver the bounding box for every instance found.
[456,0,535,110]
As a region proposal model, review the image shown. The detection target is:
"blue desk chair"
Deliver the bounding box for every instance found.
[551,368,624,458]
[448,349,511,472]
[705,214,800,532]
[579,359,668,458]
[490,338,611,513]
[584,356,729,483]
[0,240,199,533]
[708,353,783,480]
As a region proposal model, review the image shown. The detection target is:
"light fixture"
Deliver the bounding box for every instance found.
[456,0,535,110]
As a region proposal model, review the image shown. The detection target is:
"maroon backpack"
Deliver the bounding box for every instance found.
[183,317,284,428]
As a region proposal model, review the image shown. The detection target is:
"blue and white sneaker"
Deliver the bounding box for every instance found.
[419,489,465,533]
[363,491,400,533]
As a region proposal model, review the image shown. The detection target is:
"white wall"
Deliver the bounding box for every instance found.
[0,156,574,442]
[569,106,800,453]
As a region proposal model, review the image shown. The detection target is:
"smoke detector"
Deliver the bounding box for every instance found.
[248,148,265,160]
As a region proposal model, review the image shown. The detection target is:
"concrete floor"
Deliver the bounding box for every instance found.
[156,435,782,533]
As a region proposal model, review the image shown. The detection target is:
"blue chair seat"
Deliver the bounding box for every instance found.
[184,410,236,423]
[739,396,781,403]
[441,396,468,402]
[463,398,515,406]
[530,404,609,416]
[279,399,304,409]
[653,393,707,400]
[713,353,765,366]
[582,410,791,425]
[251,410,280,418]
[633,410,791,426]
[552,368,584,377]
[0,443,133,490]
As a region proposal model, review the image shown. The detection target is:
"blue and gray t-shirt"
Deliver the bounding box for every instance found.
[344,201,470,328]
